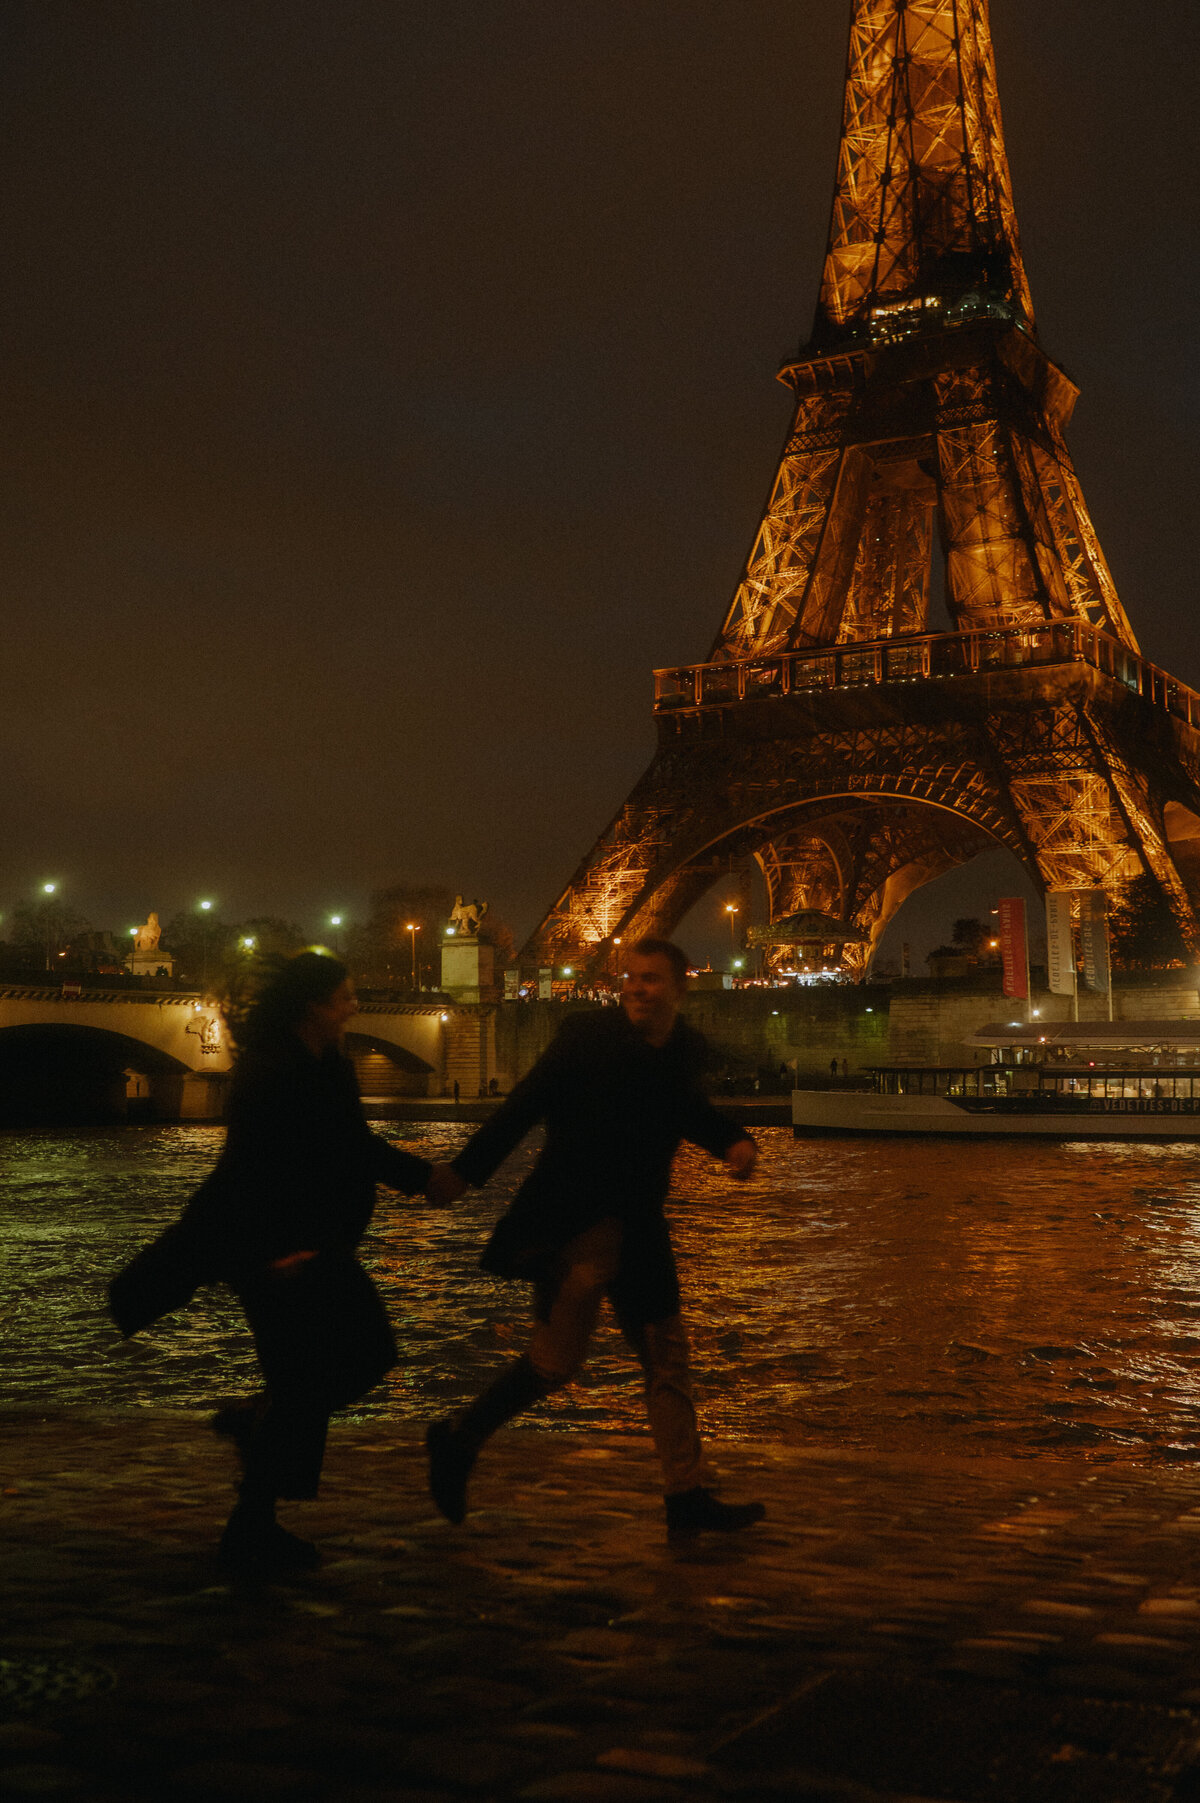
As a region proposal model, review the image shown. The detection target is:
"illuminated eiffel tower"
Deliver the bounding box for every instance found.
[523,0,1200,978]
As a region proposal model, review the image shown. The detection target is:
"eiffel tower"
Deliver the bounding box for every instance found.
[523,0,1200,979]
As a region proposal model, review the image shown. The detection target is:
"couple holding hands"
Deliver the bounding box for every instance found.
[112,939,765,1579]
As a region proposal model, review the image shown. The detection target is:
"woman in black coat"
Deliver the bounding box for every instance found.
[111,950,433,1578]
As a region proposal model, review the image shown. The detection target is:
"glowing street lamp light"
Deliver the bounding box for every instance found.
[724,900,741,968]
[406,923,420,989]
[39,882,59,970]
[197,899,216,989]
[328,913,344,955]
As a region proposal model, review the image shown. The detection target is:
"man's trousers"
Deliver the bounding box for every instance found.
[527,1216,713,1496]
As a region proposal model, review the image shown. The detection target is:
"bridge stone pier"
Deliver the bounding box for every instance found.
[0,987,492,1124]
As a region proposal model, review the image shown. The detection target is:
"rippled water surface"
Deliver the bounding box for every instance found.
[6,1123,1200,1462]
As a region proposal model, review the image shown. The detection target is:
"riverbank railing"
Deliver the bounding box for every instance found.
[654,622,1200,728]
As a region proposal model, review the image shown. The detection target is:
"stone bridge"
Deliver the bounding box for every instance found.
[0,987,493,1122]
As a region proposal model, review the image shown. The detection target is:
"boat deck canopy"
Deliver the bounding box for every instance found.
[972,1020,1200,1052]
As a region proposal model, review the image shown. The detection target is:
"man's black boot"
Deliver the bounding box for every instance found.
[665,1486,766,1538]
[426,1355,552,1524]
[218,1514,321,1577]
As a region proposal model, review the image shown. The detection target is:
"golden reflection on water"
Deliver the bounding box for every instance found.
[7,1124,1200,1464]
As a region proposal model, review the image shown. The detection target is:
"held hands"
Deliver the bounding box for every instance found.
[723,1137,757,1181]
[425,1162,467,1207]
[267,1249,318,1276]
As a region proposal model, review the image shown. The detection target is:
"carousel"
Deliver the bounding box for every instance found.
[747,910,871,980]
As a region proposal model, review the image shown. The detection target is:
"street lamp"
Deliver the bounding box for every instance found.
[41,882,58,971]
[724,901,740,957]
[329,913,343,956]
[197,899,215,989]
[405,923,419,990]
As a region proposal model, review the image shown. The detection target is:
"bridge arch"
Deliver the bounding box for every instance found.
[345,1027,438,1099]
[0,1021,191,1072]
[0,1021,205,1125]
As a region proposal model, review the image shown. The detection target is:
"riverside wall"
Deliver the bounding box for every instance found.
[492,970,1200,1088]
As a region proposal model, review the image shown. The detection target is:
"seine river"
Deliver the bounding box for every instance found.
[5,1122,1200,1463]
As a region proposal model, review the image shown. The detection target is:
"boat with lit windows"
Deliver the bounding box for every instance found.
[792,1020,1200,1138]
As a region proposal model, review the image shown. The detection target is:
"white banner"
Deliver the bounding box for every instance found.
[1079,890,1111,996]
[1045,893,1076,996]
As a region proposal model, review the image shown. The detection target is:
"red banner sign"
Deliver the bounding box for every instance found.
[998,897,1028,999]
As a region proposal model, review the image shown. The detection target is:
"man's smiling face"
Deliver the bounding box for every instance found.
[621,951,686,1046]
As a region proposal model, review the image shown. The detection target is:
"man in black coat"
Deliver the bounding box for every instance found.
[426,937,766,1537]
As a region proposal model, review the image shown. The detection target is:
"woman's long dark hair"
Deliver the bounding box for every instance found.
[221,948,349,1054]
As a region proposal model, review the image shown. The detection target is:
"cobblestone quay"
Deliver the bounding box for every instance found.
[7,1412,1200,1801]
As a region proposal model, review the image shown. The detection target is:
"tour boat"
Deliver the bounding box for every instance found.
[792,1020,1200,1139]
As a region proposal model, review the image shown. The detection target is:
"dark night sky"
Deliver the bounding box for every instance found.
[2,1,1197,960]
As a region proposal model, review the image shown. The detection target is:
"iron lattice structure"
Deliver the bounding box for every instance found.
[523,0,1200,976]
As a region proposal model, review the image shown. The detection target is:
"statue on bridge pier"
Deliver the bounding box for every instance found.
[132,913,161,953]
[126,911,174,980]
[449,895,489,939]
[442,894,497,1002]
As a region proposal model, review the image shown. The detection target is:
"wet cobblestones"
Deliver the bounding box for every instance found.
[6,1413,1200,1799]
